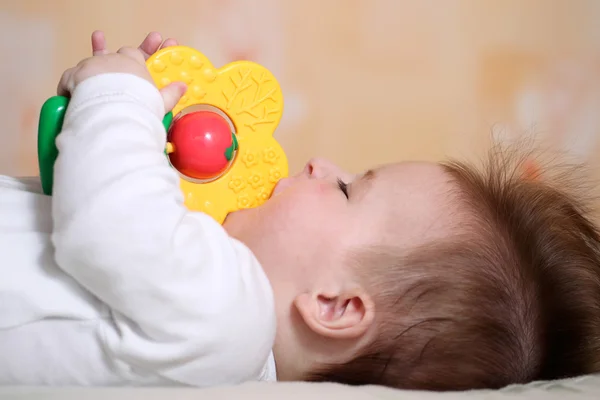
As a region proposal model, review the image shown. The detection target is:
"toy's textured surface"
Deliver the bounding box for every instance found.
[147,46,288,224]
[37,45,288,224]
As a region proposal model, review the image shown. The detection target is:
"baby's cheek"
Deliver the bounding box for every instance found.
[277,199,322,230]
[264,195,306,224]
[314,180,333,193]
[266,182,334,225]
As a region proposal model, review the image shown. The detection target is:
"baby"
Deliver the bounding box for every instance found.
[1,31,600,391]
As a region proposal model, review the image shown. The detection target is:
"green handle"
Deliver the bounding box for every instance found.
[38,96,68,195]
[37,95,173,195]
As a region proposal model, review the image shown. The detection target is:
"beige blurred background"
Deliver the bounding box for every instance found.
[1,0,600,178]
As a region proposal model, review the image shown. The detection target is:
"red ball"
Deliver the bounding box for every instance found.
[167,111,236,180]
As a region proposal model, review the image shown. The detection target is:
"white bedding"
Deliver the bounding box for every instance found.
[2,374,600,400]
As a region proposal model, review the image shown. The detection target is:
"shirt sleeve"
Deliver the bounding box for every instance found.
[51,73,276,386]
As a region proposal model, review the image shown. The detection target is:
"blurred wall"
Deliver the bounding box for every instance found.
[1,0,600,177]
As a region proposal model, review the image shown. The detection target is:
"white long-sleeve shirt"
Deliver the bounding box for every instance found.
[0,73,277,386]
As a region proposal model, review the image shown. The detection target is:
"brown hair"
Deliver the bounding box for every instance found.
[307,148,600,390]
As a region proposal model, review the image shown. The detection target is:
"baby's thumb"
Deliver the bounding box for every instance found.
[160,82,187,113]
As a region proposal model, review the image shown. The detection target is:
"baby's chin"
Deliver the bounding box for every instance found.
[222,203,262,234]
[223,178,289,233]
[223,208,248,228]
[271,177,291,197]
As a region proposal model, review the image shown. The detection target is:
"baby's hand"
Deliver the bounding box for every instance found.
[91,30,178,60]
[57,32,186,113]
[57,46,152,95]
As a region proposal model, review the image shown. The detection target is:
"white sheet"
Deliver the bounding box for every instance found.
[2,374,600,400]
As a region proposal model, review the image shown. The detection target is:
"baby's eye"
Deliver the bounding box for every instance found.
[337,178,349,199]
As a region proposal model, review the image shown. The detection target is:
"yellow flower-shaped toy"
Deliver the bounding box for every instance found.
[147,46,288,223]
[37,45,288,225]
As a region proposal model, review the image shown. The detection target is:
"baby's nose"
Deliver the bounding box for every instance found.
[303,157,353,182]
[303,158,330,179]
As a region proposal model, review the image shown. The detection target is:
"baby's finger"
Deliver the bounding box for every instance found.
[138,32,163,60]
[161,38,178,49]
[160,82,187,114]
[117,46,146,64]
[57,67,75,97]
[91,30,109,56]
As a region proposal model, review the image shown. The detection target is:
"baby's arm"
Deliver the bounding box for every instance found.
[51,71,275,385]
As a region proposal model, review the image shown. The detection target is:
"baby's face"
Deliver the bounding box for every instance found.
[224,158,457,305]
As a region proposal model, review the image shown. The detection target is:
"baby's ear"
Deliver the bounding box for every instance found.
[293,289,375,340]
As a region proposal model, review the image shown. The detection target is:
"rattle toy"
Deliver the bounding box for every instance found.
[38,46,289,224]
